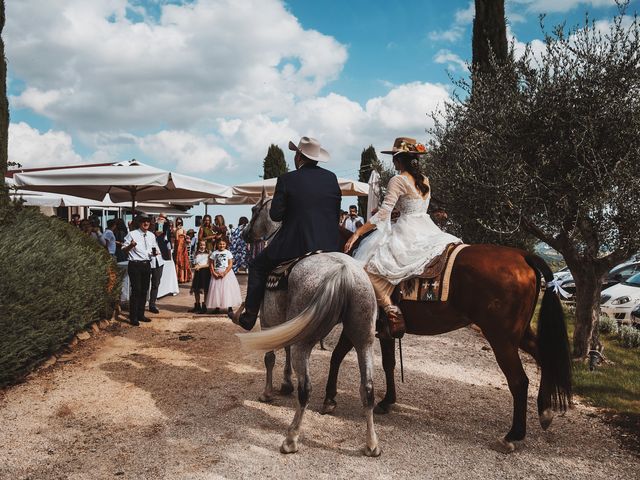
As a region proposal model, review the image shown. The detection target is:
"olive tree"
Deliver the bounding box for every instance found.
[429,4,640,358]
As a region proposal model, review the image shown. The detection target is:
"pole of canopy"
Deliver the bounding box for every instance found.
[131,188,137,216]
[204,202,208,216]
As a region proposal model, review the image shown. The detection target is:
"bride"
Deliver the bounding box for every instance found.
[344,137,461,339]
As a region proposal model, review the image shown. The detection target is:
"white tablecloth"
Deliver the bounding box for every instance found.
[119,260,180,302]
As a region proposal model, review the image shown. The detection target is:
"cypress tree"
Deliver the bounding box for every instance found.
[472,0,508,76]
[262,144,288,179]
[357,145,380,217]
[0,1,9,205]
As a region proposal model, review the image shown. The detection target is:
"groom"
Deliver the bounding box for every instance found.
[235,136,342,330]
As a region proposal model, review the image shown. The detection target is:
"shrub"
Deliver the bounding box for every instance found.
[619,325,640,349]
[598,315,619,335]
[0,207,122,386]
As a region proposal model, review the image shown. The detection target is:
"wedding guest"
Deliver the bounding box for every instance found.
[198,214,216,251]
[123,215,160,326]
[206,238,242,315]
[230,216,250,273]
[213,214,229,242]
[70,213,81,227]
[341,205,365,233]
[103,219,118,260]
[189,240,212,314]
[174,217,192,283]
[114,218,128,262]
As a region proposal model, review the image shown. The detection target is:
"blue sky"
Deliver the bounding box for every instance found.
[4,0,634,221]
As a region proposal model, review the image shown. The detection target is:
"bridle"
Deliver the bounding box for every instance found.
[246,198,279,242]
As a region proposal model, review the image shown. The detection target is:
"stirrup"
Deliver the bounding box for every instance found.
[383,304,406,339]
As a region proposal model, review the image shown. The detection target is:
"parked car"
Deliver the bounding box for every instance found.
[557,261,640,301]
[600,272,640,324]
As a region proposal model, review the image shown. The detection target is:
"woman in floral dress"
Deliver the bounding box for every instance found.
[230,216,250,273]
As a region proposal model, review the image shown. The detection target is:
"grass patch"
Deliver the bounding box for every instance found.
[563,308,640,416]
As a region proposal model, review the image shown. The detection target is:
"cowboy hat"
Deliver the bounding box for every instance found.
[381,137,427,155]
[288,136,330,162]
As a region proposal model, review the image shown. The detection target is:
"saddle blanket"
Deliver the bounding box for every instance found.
[266,250,323,291]
[398,243,468,302]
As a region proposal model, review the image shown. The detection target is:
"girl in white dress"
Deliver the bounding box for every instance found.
[206,239,243,314]
[344,137,461,338]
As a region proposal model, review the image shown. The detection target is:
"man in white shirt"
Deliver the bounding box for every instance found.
[122,214,160,326]
[341,205,364,233]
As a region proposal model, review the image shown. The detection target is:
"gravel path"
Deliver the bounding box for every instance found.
[0,279,638,480]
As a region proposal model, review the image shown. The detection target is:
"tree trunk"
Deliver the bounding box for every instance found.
[571,267,606,358]
[0,0,8,205]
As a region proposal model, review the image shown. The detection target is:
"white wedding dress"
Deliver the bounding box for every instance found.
[353,174,462,285]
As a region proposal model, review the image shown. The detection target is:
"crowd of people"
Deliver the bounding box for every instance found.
[67,211,256,325]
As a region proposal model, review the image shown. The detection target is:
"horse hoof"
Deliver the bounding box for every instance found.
[320,399,337,415]
[280,439,298,454]
[373,402,392,415]
[279,383,294,396]
[258,394,274,403]
[490,438,516,454]
[539,409,554,430]
[363,445,382,457]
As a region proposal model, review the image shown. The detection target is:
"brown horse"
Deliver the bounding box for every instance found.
[321,244,572,453]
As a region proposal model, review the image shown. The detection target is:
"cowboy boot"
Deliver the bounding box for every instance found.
[383,304,406,339]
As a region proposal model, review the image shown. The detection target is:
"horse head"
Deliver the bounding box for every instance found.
[242,188,280,243]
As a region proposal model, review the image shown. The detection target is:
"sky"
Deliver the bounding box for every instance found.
[4,0,634,222]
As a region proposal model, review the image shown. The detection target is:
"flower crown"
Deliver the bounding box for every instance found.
[394,141,427,155]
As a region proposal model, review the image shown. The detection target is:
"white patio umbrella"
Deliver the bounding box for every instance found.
[13,160,232,212]
[213,176,369,205]
[365,170,381,220]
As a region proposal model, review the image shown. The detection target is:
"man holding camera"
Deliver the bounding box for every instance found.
[123,214,161,326]
[341,205,364,233]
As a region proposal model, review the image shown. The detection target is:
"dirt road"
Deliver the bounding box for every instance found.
[0,279,637,479]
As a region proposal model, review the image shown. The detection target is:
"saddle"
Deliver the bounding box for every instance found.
[266,251,323,291]
[397,243,468,302]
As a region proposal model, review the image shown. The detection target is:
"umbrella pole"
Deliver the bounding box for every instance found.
[131,191,137,216]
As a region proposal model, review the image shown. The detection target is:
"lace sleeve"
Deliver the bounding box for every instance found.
[369,176,406,227]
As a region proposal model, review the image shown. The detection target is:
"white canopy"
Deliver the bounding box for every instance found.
[13,160,232,208]
[200,176,370,205]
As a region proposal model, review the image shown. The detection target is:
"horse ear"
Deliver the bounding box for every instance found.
[261,186,267,202]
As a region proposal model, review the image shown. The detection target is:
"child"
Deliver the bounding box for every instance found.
[189,240,211,314]
[206,238,242,314]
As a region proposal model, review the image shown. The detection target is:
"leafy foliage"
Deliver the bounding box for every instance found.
[429,3,640,356]
[262,144,288,179]
[0,207,122,386]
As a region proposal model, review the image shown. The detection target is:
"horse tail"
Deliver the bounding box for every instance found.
[237,260,352,352]
[525,255,572,413]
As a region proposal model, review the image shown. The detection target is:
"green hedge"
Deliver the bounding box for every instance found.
[0,206,122,386]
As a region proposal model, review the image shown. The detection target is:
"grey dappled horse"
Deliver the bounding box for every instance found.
[235,192,381,456]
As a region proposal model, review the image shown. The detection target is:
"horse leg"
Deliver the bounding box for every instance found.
[485,335,529,453]
[519,327,554,430]
[280,346,294,396]
[280,345,312,454]
[374,337,397,414]
[321,330,353,415]
[259,350,276,403]
[356,343,381,457]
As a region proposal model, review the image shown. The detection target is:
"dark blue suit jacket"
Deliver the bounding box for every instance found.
[266,164,342,260]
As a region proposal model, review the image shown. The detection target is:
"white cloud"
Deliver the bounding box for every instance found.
[509,0,616,14]
[433,49,468,71]
[219,82,451,175]
[429,1,474,42]
[6,0,348,132]
[9,122,83,168]
[137,130,232,173]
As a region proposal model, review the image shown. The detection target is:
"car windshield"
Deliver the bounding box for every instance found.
[623,273,640,287]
